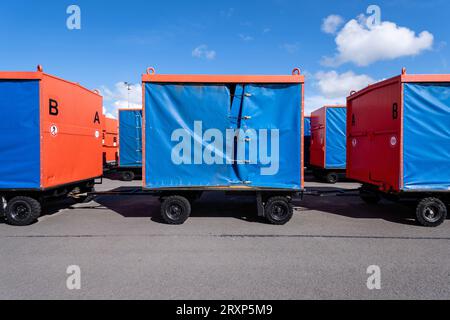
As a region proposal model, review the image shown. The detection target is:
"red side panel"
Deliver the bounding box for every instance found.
[310,107,326,168]
[102,117,118,163]
[346,79,402,192]
[40,74,103,188]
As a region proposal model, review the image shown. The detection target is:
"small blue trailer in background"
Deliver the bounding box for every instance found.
[310,106,347,183]
[118,108,143,181]
[304,116,311,168]
[140,68,305,225]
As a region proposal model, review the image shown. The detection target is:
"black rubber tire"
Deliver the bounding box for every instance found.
[325,172,338,184]
[5,196,41,226]
[265,196,294,225]
[416,198,447,227]
[360,189,381,205]
[160,196,191,225]
[121,171,135,182]
[0,197,5,218]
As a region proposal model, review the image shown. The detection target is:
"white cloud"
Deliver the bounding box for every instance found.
[304,95,346,116]
[239,34,254,41]
[100,82,142,117]
[315,71,375,98]
[323,17,434,66]
[192,45,217,60]
[321,15,344,34]
[263,28,271,34]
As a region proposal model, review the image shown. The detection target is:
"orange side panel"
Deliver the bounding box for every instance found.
[102,117,118,163]
[40,74,103,188]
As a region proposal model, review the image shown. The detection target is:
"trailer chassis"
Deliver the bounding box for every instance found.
[87,188,302,225]
[0,179,98,226]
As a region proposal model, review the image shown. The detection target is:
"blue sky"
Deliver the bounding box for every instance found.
[0,0,448,115]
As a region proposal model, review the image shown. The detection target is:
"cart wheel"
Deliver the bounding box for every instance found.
[416,198,447,227]
[0,197,6,217]
[325,172,338,184]
[360,188,381,205]
[5,196,41,226]
[121,171,135,181]
[265,197,293,225]
[160,196,191,225]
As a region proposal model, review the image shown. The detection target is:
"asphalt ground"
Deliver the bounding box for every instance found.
[0,174,449,300]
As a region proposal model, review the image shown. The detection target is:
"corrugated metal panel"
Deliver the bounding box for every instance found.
[0,80,41,189]
[310,108,326,168]
[346,77,402,192]
[103,117,118,163]
[119,109,143,168]
[403,83,450,191]
[40,74,103,188]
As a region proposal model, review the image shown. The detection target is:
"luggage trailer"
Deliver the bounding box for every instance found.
[116,108,143,181]
[309,105,347,184]
[347,69,450,227]
[0,66,103,226]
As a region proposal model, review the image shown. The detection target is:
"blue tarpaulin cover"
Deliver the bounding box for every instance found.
[119,109,143,168]
[304,117,311,167]
[0,80,41,189]
[325,107,346,169]
[144,83,302,190]
[304,117,311,137]
[403,83,450,191]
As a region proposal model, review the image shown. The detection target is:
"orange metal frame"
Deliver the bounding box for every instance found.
[142,68,305,190]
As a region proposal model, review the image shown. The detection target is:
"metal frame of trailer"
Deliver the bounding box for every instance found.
[87,187,303,225]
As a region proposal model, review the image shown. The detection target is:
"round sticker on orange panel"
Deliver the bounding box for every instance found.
[50,124,58,137]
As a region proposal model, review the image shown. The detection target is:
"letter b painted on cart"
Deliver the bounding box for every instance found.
[366,265,381,290]
[49,99,59,116]
[66,5,81,30]
[66,265,81,290]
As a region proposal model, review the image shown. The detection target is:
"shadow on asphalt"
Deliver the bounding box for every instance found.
[93,191,265,224]
[297,190,421,226]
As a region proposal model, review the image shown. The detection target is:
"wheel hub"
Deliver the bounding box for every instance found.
[424,206,439,222]
[168,204,183,219]
[12,203,30,220]
[273,204,287,219]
